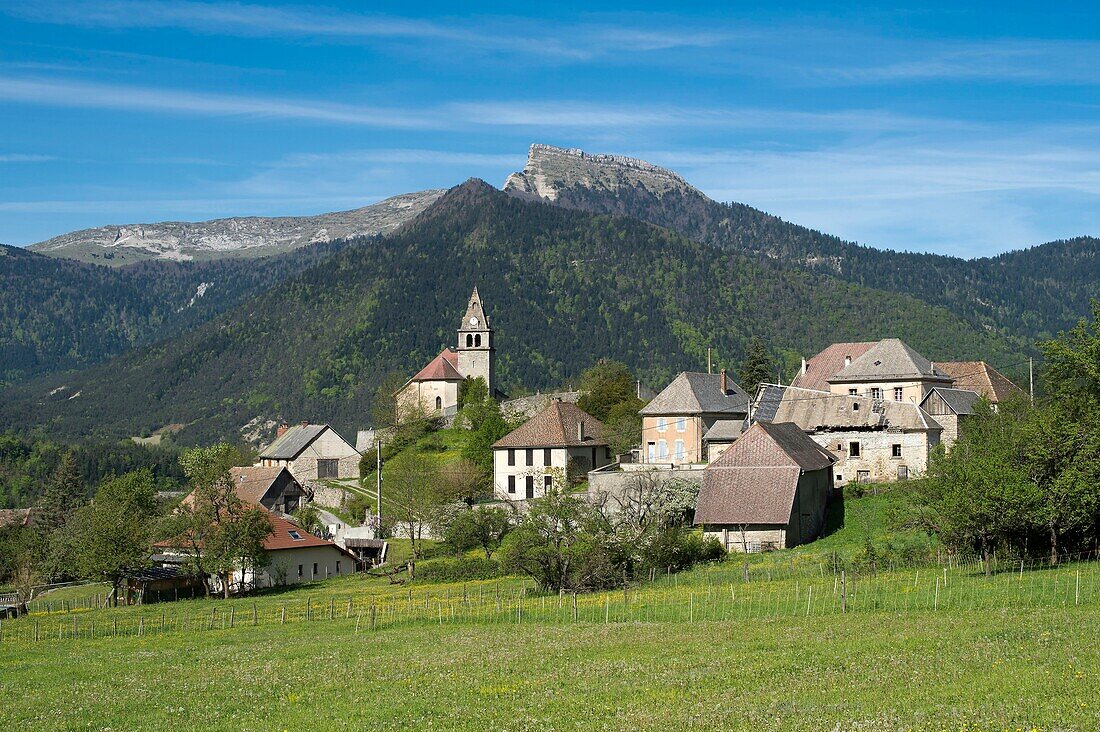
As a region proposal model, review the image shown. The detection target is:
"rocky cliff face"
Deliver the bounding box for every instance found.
[503,144,700,201]
[29,189,445,266]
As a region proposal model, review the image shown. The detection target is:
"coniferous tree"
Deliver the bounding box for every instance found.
[739,337,773,395]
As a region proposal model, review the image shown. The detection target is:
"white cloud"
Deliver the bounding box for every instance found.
[0,153,55,162]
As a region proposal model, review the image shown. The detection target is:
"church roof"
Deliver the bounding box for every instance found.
[409,347,464,382]
[460,287,490,330]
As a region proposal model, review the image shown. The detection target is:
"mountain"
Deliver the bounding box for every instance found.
[0,180,1023,445]
[27,190,444,266]
[504,144,1099,347]
[0,239,367,386]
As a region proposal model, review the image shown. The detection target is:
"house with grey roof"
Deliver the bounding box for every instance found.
[258,422,360,482]
[492,400,612,500]
[639,370,749,465]
[757,384,942,485]
[695,421,836,552]
[826,338,953,403]
[919,387,983,448]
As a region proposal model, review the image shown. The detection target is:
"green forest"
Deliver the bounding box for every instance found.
[0,180,1027,446]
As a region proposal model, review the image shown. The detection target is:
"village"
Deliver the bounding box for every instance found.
[2,286,1037,611]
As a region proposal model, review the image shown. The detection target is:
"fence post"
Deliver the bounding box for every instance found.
[346,597,353,620]
[355,611,362,633]
[1076,570,1081,606]
[328,597,334,621]
[281,604,286,625]
[34,620,39,642]
[371,597,376,630]
[841,571,847,614]
[252,601,258,626]
[229,607,235,629]
[572,592,578,621]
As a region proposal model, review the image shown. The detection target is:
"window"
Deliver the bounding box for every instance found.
[647,442,656,461]
[525,475,534,499]
[897,465,909,480]
[676,417,686,432]
[836,474,843,483]
[657,418,667,432]
[848,388,858,396]
[435,396,442,410]
[466,334,473,347]
[856,470,870,483]
[543,448,551,465]
[852,402,860,411]
[525,448,533,466]
[849,441,861,457]
[870,387,882,400]
[317,459,339,479]
[297,564,303,578]
[507,475,516,494]
[507,449,515,466]
[544,474,552,491]
[894,387,904,402]
[891,444,902,458]
[674,440,685,460]
[474,334,481,347]
[312,562,318,577]
[336,561,341,574]
[605,447,612,460]
[658,440,668,458]
[288,530,303,541]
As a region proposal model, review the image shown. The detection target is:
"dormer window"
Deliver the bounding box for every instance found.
[288,530,303,541]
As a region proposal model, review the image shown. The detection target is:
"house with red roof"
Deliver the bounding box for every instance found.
[395,288,498,419]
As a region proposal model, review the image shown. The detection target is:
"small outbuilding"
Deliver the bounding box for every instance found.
[258,422,360,481]
[695,421,836,552]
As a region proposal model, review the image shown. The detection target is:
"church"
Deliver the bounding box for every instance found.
[395,288,497,419]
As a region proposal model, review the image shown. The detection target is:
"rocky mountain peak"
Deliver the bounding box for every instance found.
[503,143,699,201]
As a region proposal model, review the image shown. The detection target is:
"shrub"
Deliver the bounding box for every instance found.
[413,556,502,583]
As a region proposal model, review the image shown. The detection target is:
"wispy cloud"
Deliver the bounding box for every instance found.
[0,153,55,162]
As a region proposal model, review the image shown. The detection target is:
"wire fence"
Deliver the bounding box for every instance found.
[2,554,1095,648]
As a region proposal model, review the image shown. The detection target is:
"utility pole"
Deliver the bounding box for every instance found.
[1029,357,1034,405]
[375,435,383,522]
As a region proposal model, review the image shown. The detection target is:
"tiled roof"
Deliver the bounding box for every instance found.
[155,511,351,555]
[492,401,608,449]
[695,422,834,525]
[640,372,750,416]
[791,342,876,392]
[258,424,329,460]
[829,339,951,384]
[769,386,942,432]
[702,418,748,442]
[179,466,304,510]
[408,347,464,383]
[936,361,1024,403]
[920,387,981,415]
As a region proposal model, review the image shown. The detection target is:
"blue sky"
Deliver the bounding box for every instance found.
[1,1,1098,257]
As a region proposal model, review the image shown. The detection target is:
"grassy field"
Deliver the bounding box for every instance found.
[2,490,1096,729]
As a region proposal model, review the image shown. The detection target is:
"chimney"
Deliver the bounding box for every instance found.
[844,355,852,367]
[720,368,728,394]
[577,420,585,442]
[276,422,289,438]
[800,358,807,376]
[300,420,309,428]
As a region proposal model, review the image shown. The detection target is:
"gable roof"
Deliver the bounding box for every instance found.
[259,424,329,460]
[702,418,748,443]
[769,385,942,432]
[791,342,876,392]
[936,361,1023,403]
[695,422,835,525]
[408,347,464,383]
[828,338,951,384]
[920,387,982,415]
[492,401,608,449]
[639,372,750,416]
[179,466,306,510]
[262,512,346,552]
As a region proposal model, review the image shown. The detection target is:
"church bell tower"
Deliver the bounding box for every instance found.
[456,287,495,395]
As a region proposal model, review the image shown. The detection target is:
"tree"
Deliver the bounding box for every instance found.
[604,398,645,456]
[441,458,485,506]
[739,336,773,395]
[577,359,636,422]
[461,403,510,482]
[384,452,457,567]
[294,504,326,537]
[371,371,409,429]
[443,506,512,559]
[63,470,157,606]
[1041,301,1100,417]
[172,444,272,599]
[35,451,84,536]
[458,376,489,412]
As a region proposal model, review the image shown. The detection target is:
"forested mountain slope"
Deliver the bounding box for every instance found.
[0,181,1023,445]
[0,240,366,385]
[505,144,1099,347]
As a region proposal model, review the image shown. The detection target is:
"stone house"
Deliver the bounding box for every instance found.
[757,384,942,485]
[795,339,952,403]
[639,370,749,465]
[258,423,360,482]
[395,287,498,418]
[695,421,836,552]
[919,387,981,448]
[492,401,612,500]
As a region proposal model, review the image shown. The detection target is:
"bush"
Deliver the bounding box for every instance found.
[413,556,502,583]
